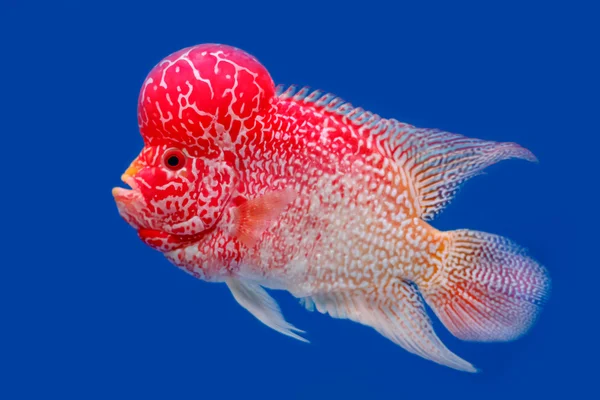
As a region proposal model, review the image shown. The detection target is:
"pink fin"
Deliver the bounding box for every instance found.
[301,281,477,372]
[423,230,551,342]
[232,188,296,248]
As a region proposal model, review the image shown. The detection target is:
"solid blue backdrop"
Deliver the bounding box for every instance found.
[2,1,598,398]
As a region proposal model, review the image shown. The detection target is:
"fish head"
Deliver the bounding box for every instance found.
[112,144,235,236]
[113,43,275,248]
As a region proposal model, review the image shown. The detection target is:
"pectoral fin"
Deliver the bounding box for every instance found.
[226,278,308,343]
[231,188,296,248]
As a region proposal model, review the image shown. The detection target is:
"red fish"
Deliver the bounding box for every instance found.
[113,44,550,372]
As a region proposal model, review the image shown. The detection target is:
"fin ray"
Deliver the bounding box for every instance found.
[300,282,477,372]
[276,84,537,219]
[226,278,308,343]
[422,229,551,342]
[231,188,296,248]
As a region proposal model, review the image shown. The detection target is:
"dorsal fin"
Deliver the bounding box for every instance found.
[276,84,538,220]
[276,84,383,128]
[378,126,538,219]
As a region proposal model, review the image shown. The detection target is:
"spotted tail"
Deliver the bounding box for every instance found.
[421,229,551,342]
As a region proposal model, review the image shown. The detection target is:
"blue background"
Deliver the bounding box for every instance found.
[2,1,598,398]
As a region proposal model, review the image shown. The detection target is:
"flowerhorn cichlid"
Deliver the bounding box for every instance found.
[113,44,550,372]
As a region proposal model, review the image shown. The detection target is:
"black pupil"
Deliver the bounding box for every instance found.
[167,155,180,167]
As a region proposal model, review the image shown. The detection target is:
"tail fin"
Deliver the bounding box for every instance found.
[422,230,551,342]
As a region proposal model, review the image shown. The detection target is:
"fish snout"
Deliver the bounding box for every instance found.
[112,173,146,230]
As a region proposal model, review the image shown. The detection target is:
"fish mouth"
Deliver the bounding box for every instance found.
[112,174,146,229]
[112,174,141,201]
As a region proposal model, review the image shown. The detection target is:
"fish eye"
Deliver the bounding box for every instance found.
[163,148,186,171]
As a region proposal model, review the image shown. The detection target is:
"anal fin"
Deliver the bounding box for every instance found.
[301,281,477,372]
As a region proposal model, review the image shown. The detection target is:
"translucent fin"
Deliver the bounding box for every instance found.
[384,128,538,220]
[231,188,296,248]
[422,230,551,342]
[276,84,375,119]
[301,281,477,372]
[276,84,537,220]
[226,278,308,343]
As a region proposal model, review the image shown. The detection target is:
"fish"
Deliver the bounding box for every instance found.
[112,43,551,372]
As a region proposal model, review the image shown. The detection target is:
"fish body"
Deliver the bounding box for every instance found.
[113,44,550,372]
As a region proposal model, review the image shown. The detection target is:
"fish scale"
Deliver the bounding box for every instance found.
[231,98,435,294]
[113,43,550,372]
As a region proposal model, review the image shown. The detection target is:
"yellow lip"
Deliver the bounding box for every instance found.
[113,162,141,199]
[124,160,141,178]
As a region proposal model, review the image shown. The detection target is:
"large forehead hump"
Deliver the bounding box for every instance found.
[137,44,275,154]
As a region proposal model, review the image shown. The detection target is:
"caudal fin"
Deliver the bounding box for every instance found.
[422,230,551,342]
